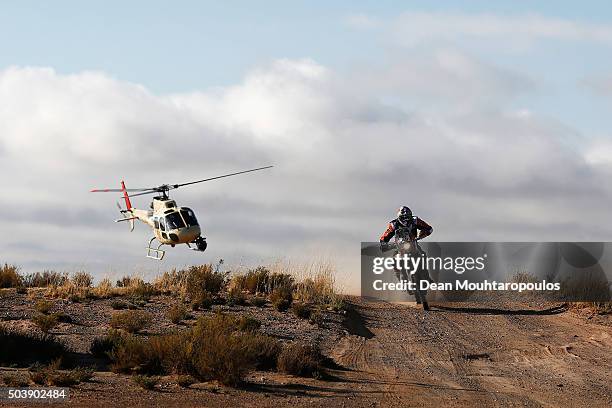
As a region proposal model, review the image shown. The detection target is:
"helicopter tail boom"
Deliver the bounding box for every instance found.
[120,180,133,211]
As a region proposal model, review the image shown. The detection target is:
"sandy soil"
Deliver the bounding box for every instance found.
[0,292,610,407]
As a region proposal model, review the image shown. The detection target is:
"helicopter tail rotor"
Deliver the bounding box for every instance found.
[115,202,135,232]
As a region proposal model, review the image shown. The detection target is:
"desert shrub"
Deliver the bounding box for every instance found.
[0,325,67,366]
[176,375,195,388]
[110,310,153,333]
[93,278,115,298]
[226,287,246,306]
[185,264,228,300]
[277,342,324,378]
[124,278,157,301]
[34,299,54,314]
[32,313,59,334]
[111,300,129,310]
[167,303,188,324]
[3,373,29,387]
[107,313,281,386]
[243,267,270,294]
[133,375,158,390]
[69,366,94,383]
[154,268,189,296]
[188,316,255,386]
[308,310,324,326]
[237,316,261,332]
[271,286,293,311]
[268,273,294,294]
[291,303,311,319]
[559,271,610,303]
[246,334,282,370]
[72,271,93,288]
[30,360,93,387]
[0,263,22,288]
[190,291,213,310]
[250,296,267,307]
[90,330,124,359]
[54,311,72,324]
[22,271,68,287]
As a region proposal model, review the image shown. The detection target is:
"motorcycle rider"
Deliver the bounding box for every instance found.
[379,206,433,309]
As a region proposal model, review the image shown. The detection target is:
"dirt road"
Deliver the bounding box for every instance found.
[331,298,611,407]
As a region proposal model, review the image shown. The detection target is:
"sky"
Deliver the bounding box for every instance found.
[1,1,612,292]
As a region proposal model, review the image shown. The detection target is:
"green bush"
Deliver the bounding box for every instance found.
[271,286,293,311]
[110,310,153,333]
[277,342,324,379]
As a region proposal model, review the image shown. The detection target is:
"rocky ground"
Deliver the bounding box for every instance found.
[0,290,610,407]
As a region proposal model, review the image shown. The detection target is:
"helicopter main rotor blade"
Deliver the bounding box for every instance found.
[91,188,156,193]
[171,165,274,189]
[126,190,159,198]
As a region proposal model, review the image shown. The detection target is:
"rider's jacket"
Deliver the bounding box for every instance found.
[380,216,433,243]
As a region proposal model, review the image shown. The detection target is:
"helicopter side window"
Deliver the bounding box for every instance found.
[159,217,166,231]
[154,219,159,229]
[180,208,199,227]
[165,212,185,230]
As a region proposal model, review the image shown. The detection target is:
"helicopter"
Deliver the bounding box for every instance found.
[91,166,273,260]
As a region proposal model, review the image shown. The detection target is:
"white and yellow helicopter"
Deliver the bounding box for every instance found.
[91,166,273,260]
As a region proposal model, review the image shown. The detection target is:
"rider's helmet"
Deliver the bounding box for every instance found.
[397,206,413,226]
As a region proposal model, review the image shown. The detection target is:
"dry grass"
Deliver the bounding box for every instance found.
[34,299,54,314]
[110,310,153,333]
[0,263,22,288]
[291,302,311,319]
[277,342,324,379]
[107,313,281,386]
[22,271,68,287]
[133,375,159,390]
[3,373,29,387]
[31,313,59,334]
[167,302,188,324]
[29,360,94,387]
[271,286,293,311]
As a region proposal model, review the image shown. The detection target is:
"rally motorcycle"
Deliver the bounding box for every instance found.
[386,236,431,311]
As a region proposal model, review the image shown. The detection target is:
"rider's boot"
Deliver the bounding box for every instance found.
[423,301,430,311]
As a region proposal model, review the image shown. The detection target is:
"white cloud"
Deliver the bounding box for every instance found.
[0,57,610,292]
[349,11,612,49]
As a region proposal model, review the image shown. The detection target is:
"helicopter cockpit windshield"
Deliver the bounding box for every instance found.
[165,212,186,230]
[180,208,199,227]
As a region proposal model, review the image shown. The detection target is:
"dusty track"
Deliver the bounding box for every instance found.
[332,298,611,407]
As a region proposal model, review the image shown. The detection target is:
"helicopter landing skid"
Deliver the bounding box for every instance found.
[146,237,166,260]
